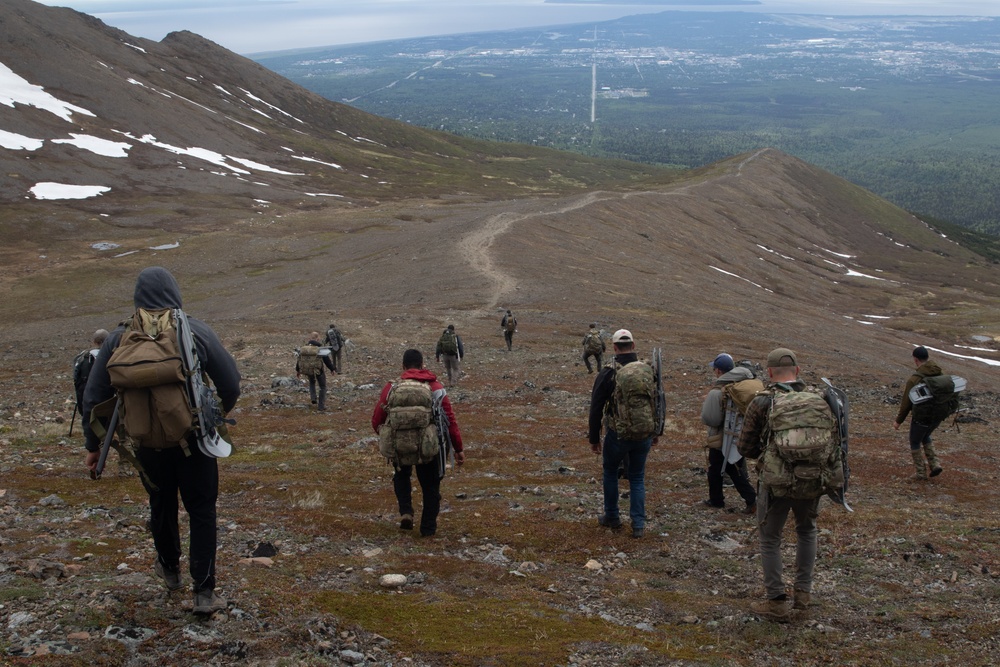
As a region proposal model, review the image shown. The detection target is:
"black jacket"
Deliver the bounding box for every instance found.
[82,267,241,452]
[587,352,638,444]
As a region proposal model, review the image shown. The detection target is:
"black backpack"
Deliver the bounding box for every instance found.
[73,349,97,409]
[912,374,962,424]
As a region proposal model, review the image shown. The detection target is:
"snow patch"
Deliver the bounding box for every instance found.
[0,129,43,151]
[31,183,110,200]
[709,266,772,292]
[0,62,95,122]
[52,133,131,158]
[149,242,179,250]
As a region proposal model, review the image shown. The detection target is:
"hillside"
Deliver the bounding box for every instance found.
[1,1,1000,665]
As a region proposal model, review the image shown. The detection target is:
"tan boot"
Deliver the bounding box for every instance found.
[751,597,790,623]
[923,442,943,477]
[792,589,811,610]
[911,450,928,480]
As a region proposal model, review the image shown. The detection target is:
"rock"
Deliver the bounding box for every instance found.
[238,557,274,568]
[362,548,383,558]
[379,574,407,588]
[8,611,35,628]
[340,649,366,664]
[105,626,156,645]
[252,541,278,557]
[25,559,66,580]
[584,559,602,571]
[67,632,90,641]
[271,376,297,388]
[39,494,66,506]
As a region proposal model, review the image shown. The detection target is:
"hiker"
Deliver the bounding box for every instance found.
[435,324,464,385]
[82,267,241,615]
[73,329,109,415]
[501,309,517,351]
[581,323,606,374]
[893,345,946,480]
[324,322,346,373]
[738,347,841,622]
[372,348,465,536]
[700,353,760,513]
[297,332,335,411]
[587,329,658,539]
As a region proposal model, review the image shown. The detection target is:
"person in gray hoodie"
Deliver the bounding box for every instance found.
[83,267,241,615]
[700,353,760,512]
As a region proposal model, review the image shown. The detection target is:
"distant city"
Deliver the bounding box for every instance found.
[258,11,1000,234]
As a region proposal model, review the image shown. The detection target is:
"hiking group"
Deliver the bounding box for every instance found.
[76,272,964,621]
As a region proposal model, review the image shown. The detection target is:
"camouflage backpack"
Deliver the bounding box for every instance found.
[105,308,194,449]
[439,330,459,356]
[584,331,603,354]
[504,315,516,333]
[378,379,440,466]
[759,387,844,500]
[607,361,657,441]
[298,346,323,376]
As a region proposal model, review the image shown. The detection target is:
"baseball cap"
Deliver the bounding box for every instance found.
[766,347,797,368]
[710,353,735,373]
[611,329,633,344]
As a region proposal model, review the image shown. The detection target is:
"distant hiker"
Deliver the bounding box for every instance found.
[297,332,335,411]
[587,329,659,539]
[700,353,760,513]
[893,345,948,480]
[501,309,517,351]
[82,267,240,615]
[72,328,109,418]
[372,348,465,536]
[738,348,843,622]
[581,323,606,374]
[324,322,346,373]
[435,324,464,385]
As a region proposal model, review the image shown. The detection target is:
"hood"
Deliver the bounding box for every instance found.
[916,360,944,378]
[133,267,182,310]
[401,368,439,383]
[714,366,754,385]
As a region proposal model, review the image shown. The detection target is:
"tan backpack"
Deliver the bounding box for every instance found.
[105,308,194,449]
[378,379,440,466]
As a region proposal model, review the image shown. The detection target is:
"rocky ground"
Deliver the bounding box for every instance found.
[2,326,999,666]
[2,152,1000,665]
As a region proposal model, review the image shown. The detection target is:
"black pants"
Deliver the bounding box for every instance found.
[393,462,441,536]
[137,444,219,592]
[582,351,603,373]
[908,417,942,450]
[706,448,756,508]
[504,330,514,351]
[308,371,327,409]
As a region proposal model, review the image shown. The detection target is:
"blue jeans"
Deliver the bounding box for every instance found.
[602,430,652,529]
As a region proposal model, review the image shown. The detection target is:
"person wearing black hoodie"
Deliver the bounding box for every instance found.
[82,267,241,615]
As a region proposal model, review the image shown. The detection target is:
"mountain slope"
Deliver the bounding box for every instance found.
[0,0,669,220]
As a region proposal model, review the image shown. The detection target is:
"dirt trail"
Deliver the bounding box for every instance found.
[458,191,609,311]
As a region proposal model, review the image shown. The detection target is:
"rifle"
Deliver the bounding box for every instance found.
[68,404,78,437]
[652,347,665,437]
[432,392,454,479]
[91,398,120,480]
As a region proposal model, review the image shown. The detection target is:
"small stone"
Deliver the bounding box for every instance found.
[67,632,91,641]
[363,548,383,558]
[39,494,66,507]
[380,574,407,588]
[238,557,274,568]
[340,649,366,664]
[584,559,602,571]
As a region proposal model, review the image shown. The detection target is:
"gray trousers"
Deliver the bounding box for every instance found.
[758,489,820,598]
[442,354,460,384]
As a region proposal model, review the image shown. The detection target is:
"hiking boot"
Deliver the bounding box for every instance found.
[742,503,757,515]
[792,589,811,610]
[193,589,228,615]
[597,513,623,530]
[751,597,790,623]
[929,466,943,477]
[702,499,725,509]
[910,450,928,480]
[154,560,182,591]
[399,514,414,531]
[923,442,942,476]
[631,525,644,539]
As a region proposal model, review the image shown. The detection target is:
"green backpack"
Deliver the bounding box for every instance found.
[608,361,657,441]
[759,388,844,500]
[439,330,458,355]
[912,374,960,424]
[584,331,603,354]
[378,379,440,466]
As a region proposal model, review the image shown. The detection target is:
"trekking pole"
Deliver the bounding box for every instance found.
[68,404,78,437]
[91,398,120,480]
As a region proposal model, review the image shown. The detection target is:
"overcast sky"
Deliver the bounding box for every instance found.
[36,1,1000,55]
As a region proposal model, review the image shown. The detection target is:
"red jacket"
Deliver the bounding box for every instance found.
[371,368,463,452]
